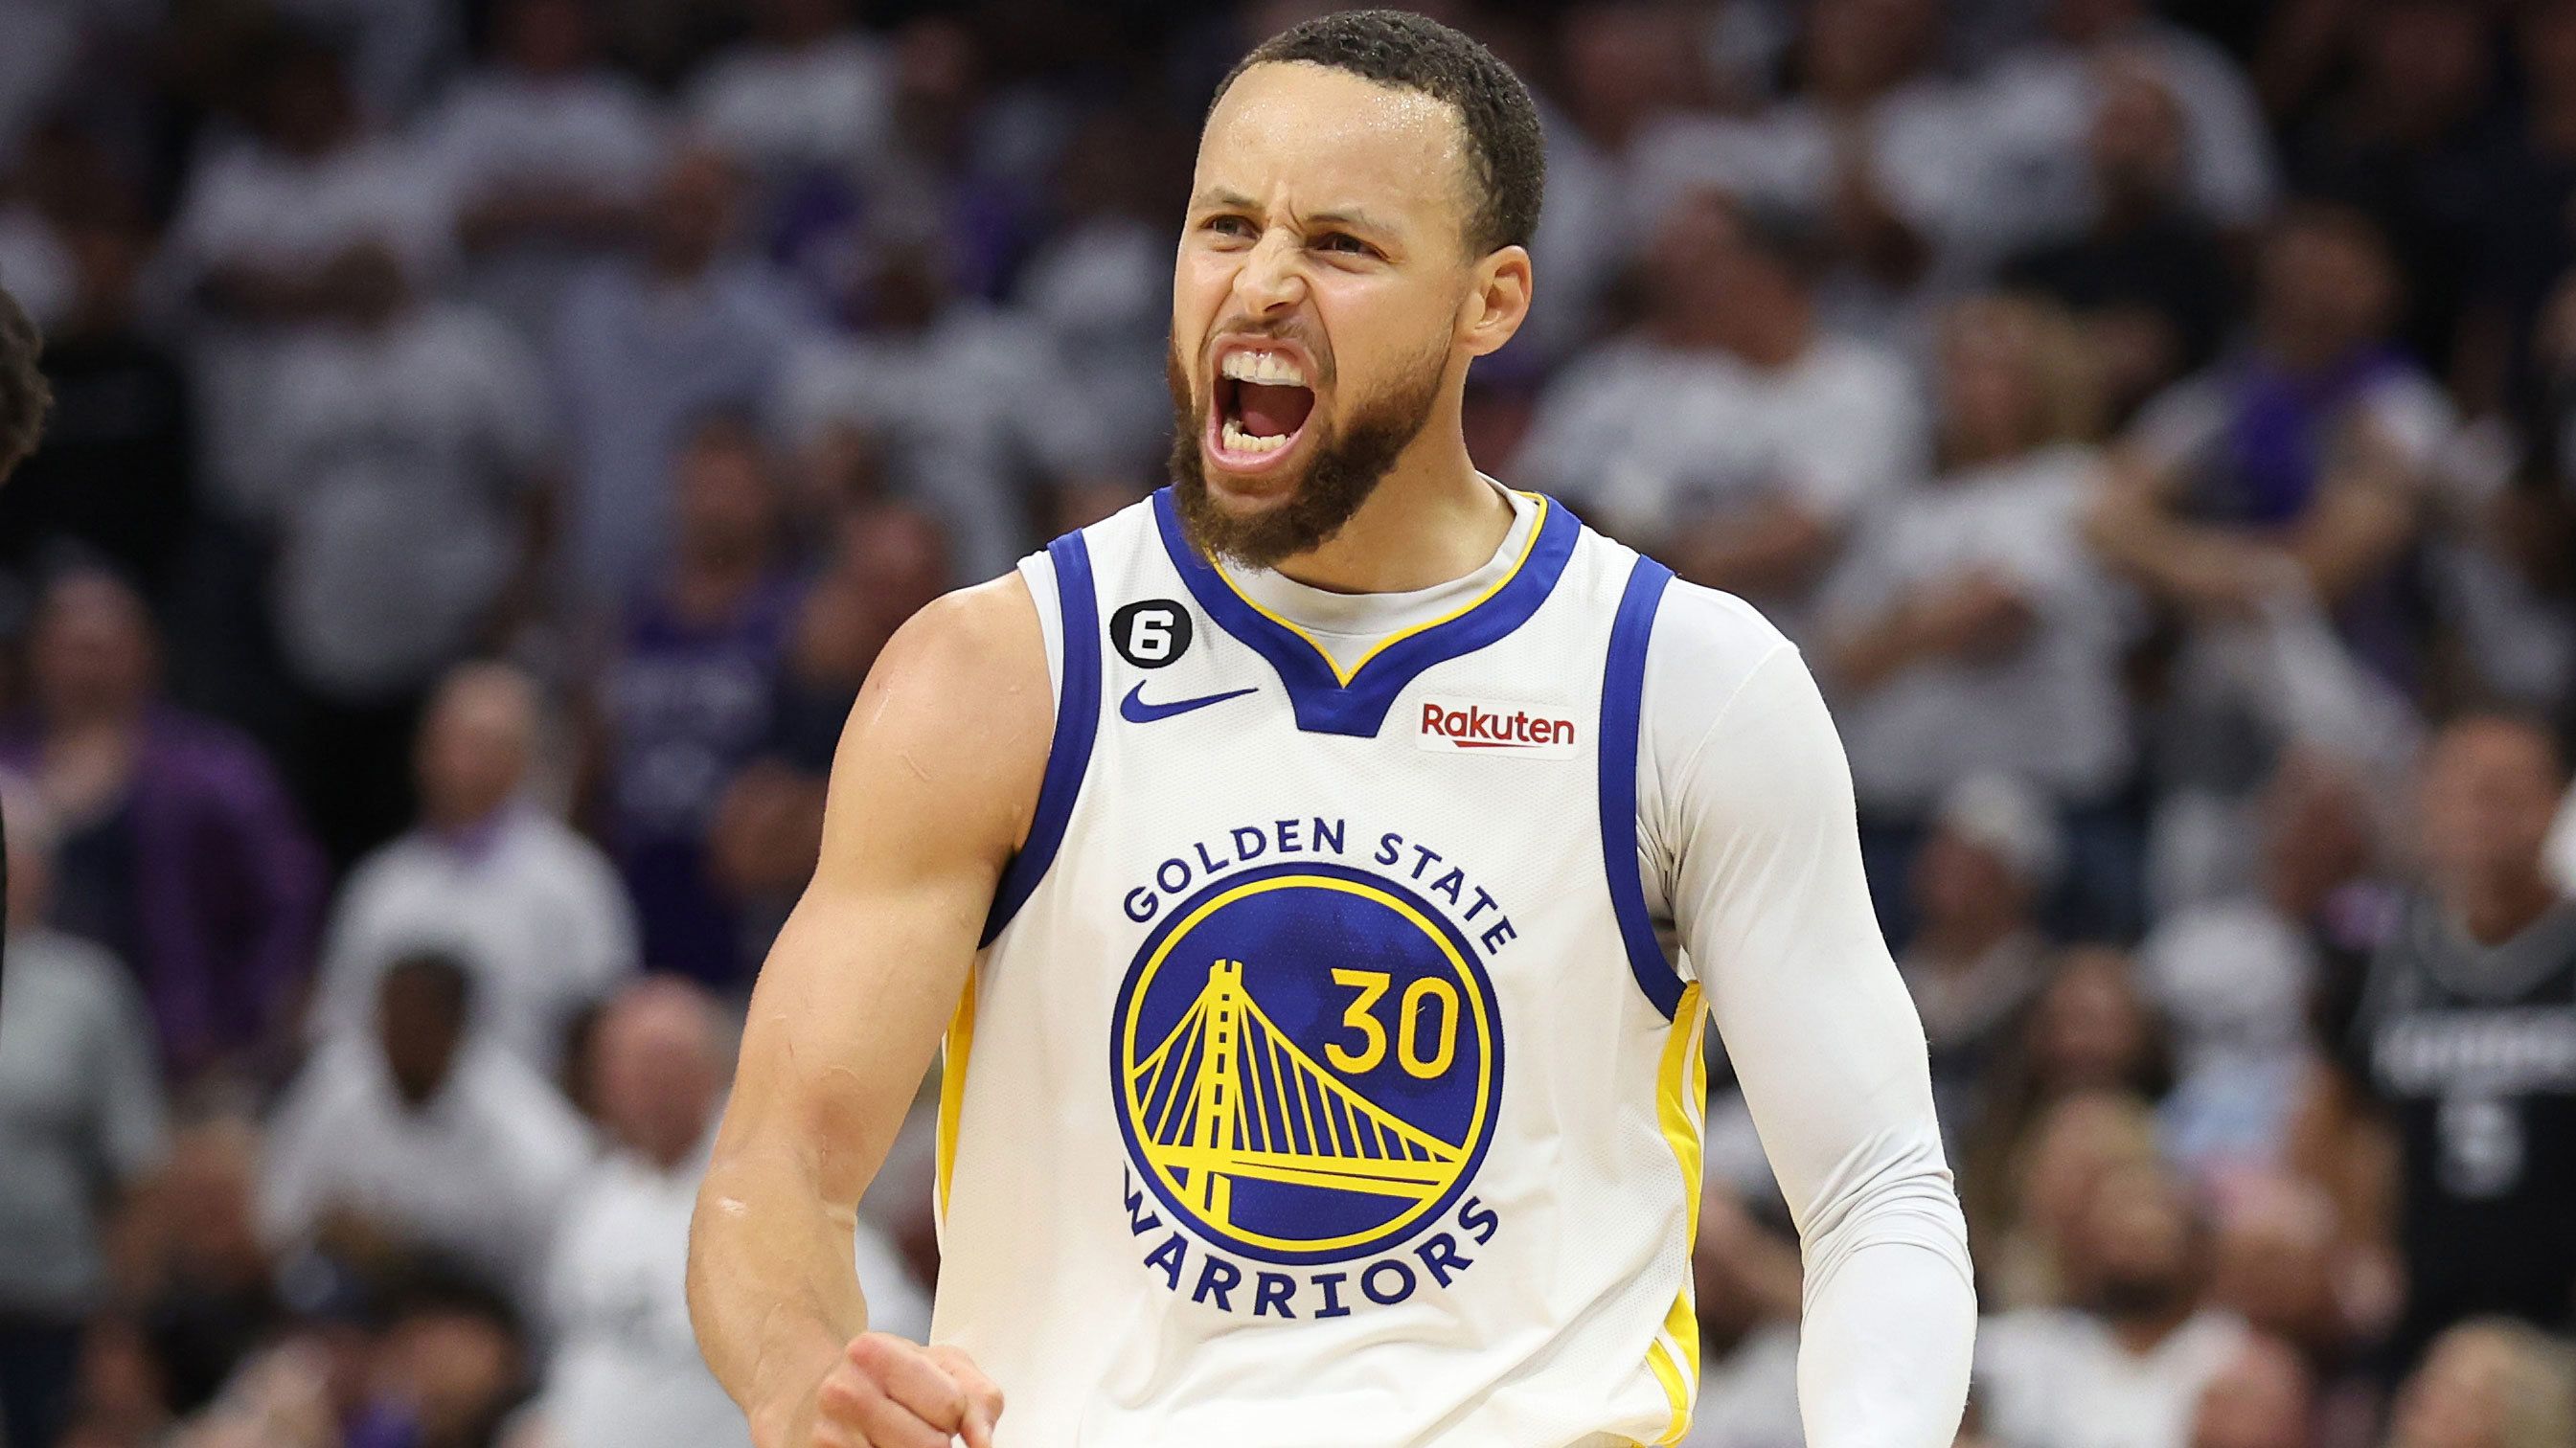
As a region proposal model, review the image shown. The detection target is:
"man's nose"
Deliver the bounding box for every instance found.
[1229,229,1308,316]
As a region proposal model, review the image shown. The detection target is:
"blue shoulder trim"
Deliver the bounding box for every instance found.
[1151,488,1582,737]
[981,532,1101,946]
[1599,554,1685,1019]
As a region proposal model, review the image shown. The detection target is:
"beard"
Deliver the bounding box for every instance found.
[1165,332,1448,570]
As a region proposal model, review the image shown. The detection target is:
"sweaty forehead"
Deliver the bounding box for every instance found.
[1198,61,1472,240]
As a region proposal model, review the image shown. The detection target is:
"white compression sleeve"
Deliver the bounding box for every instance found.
[1638,584,1976,1448]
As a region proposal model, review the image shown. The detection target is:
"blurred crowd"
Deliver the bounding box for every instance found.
[1,0,2575,1446]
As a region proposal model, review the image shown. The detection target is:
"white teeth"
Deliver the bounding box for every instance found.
[1220,350,1309,387]
[1220,418,1290,454]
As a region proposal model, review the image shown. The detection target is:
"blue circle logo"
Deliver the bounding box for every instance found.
[1111,861,1504,1264]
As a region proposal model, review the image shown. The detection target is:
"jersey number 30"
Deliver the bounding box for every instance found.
[1327,968,1461,1078]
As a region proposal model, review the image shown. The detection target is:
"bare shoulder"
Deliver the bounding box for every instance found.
[867,573,1049,703]
[820,573,1055,868]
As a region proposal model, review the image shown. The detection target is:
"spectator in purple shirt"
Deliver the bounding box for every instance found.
[589,415,800,985]
[1,565,326,1085]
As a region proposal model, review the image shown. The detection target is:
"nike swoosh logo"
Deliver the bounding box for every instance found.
[1120,682,1257,724]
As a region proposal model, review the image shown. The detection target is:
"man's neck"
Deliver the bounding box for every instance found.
[2108,1301,2196,1356]
[1267,429,1515,596]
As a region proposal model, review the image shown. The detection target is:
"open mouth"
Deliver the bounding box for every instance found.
[1208,345,1317,474]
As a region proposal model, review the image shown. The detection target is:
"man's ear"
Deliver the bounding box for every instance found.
[1460,245,1532,359]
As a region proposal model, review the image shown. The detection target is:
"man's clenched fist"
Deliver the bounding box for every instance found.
[804,1334,1003,1448]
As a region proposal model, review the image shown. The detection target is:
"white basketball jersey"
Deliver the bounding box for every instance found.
[931,488,1710,1447]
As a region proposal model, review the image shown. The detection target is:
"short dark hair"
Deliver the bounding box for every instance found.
[0,284,50,479]
[1212,9,1544,257]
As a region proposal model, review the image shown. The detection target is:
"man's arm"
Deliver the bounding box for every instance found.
[2085,443,2272,615]
[2086,425,2417,616]
[1669,495,1843,600]
[1648,596,1975,1448]
[688,576,1050,1448]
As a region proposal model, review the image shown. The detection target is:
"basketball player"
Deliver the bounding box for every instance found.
[0,284,54,962]
[688,12,1973,1446]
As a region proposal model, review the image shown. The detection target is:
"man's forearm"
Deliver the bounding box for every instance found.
[1799,1237,1977,1448]
[689,1144,873,1440]
[1790,1134,1975,1447]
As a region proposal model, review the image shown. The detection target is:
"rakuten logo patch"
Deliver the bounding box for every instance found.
[1415,698,1581,758]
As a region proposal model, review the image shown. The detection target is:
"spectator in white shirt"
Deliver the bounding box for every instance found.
[248,247,556,864]
[1979,1157,2250,1448]
[311,660,636,1077]
[2135,753,2394,1182]
[1820,294,2132,827]
[772,235,1101,580]
[1011,110,1188,487]
[1630,0,1992,334]
[262,951,594,1308]
[1971,0,2278,255]
[552,145,809,604]
[684,0,891,193]
[1530,5,1721,369]
[159,28,453,520]
[429,0,666,341]
[1514,189,1926,641]
[533,980,925,1448]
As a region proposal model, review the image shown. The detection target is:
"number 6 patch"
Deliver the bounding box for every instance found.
[1111,600,1194,669]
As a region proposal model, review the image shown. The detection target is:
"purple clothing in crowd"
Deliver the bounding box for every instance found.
[603,573,802,984]
[1,709,326,1078]
[2213,344,2412,526]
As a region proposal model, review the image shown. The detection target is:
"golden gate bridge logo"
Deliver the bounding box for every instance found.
[1130,959,1465,1228]
[1113,868,1500,1262]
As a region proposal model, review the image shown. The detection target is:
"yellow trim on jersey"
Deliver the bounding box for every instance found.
[1644,982,1710,1444]
[1210,493,1553,686]
[936,970,979,1219]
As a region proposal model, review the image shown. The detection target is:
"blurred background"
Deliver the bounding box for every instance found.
[0,0,2574,1445]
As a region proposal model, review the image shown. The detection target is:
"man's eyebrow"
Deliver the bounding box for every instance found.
[1187,190,1402,237]
[1308,208,1399,236]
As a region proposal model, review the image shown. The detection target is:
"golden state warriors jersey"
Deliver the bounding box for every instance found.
[932,487,1710,1447]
